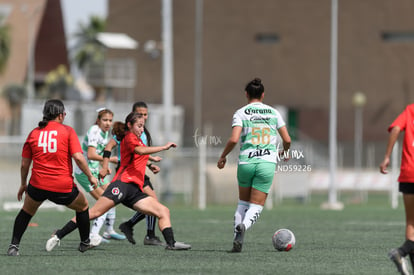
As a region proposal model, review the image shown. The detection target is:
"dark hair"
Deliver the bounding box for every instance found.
[38,99,65,128]
[132,101,148,111]
[245,77,264,99]
[143,127,152,146]
[95,108,114,124]
[112,122,125,141]
[131,101,152,146]
[112,112,144,141]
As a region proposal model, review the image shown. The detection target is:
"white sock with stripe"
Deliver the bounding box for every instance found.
[90,212,108,235]
[242,203,263,230]
[105,207,116,233]
[234,200,249,234]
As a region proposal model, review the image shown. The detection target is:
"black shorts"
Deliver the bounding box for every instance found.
[399,182,414,194]
[144,175,154,190]
[27,183,79,205]
[103,180,148,209]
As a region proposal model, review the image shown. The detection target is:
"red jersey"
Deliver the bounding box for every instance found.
[22,121,82,193]
[112,131,149,190]
[389,104,414,182]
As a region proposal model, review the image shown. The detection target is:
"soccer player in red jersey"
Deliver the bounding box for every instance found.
[7,99,97,256]
[100,101,165,246]
[47,112,191,250]
[380,104,414,274]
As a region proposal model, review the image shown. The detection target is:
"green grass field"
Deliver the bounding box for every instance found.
[0,195,408,275]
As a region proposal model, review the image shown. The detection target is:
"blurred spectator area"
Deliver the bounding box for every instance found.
[0,0,68,134]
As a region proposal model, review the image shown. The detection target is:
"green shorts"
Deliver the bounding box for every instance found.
[75,172,109,193]
[237,162,276,193]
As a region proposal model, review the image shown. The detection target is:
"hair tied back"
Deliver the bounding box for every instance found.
[252,78,262,85]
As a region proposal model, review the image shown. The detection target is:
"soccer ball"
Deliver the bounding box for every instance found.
[272,229,295,251]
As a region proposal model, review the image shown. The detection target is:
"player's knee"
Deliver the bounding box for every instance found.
[79,194,89,210]
[76,202,89,212]
[88,207,101,220]
[71,193,89,212]
[81,202,89,211]
[158,204,170,219]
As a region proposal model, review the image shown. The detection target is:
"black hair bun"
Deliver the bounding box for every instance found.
[253,78,262,85]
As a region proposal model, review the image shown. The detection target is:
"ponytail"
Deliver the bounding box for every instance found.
[144,127,152,146]
[112,121,127,141]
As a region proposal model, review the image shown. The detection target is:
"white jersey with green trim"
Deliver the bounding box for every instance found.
[75,124,110,176]
[232,102,286,164]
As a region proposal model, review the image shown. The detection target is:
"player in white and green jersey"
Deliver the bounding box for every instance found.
[75,124,111,188]
[218,78,291,253]
[74,108,125,244]
[233,102,285,165]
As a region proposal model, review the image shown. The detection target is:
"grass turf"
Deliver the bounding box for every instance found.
[0,195,408,274]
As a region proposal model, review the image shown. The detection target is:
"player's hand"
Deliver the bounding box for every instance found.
[279,150,290,161]
[379,157,390,174]
[164,142,177,150]
[151,156,162,162]
[99,167,111,179]
[149,164,161,174]
[17,184,27,201]
[109,156,118,164]
[89,176,98,189]
[217,157,226,169]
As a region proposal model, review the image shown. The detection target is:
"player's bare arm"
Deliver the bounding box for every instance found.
[18,157,32,201]
[380,126,401,174]
[99,139,118,178]
[134,142,177,155]
[217,126,242,169]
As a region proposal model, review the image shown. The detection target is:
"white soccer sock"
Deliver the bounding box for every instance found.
[234,200,249,233]
[105,207,116,233]
[242,203,263,230]
[90,212,108,235]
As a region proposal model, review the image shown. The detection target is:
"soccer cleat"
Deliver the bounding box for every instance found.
[78,240,94,253]
[119,222,135,244]
[89,233,103,246]
[7,244,19,256]
[388,248,410,275]
[103,230,126,240]
[101,237,111,244]
[231,223,246,253]
[144,235,165,246]
[165,241,191,250]
[45,235,60,252]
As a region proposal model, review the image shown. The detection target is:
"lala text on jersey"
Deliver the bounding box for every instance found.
[248,147,270,158]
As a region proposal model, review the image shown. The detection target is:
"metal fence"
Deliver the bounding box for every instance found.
[0,133,399,209]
